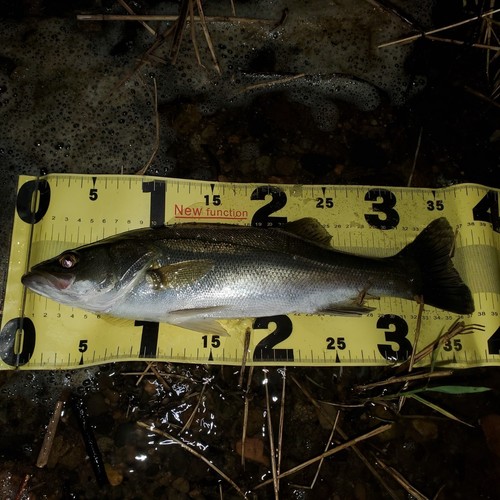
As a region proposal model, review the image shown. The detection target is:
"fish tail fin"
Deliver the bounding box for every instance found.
[399,218,474,314]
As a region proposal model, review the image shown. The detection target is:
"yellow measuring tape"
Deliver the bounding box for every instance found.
[1,174,499,370]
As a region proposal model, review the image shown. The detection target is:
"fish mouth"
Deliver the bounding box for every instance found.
[22,271,75,293]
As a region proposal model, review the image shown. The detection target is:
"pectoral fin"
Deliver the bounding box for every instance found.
[318,302,376,316]
[146,259,214,289]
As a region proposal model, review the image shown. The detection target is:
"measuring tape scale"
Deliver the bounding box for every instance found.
[1,175,499,370]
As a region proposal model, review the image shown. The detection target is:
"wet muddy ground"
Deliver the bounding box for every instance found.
[1,1,500,499]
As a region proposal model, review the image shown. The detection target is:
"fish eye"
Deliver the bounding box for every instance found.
[59,252,79,269]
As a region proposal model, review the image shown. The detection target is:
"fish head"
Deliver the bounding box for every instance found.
[21,241,140,312]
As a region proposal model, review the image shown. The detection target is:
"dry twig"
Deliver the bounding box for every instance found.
[355,369,454,392]
[376,457,429,500]
[137,421,247,498]
[407,127,423,187]
[277,368,286,478]
[378,7,500,48]
[397,321,484,373]
[150,362,172,391]
[195,0,221,74]
[136,77,160,176]
[263,369,279,499]
[36,391,69,467]
[180,383,207,434]
[77,14,276,24]
[14,474,31,500]
[240,365,254,468]
[290,375,400,499]
[238,327,252,388]
[290,411,340,490]
[239,73,306,94]
[117,0,156,36]
[254,424,393,489]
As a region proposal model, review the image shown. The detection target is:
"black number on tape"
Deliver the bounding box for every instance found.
[316,197,334,209]
[16,179,51,224]
[326,337,346,350]
[252,315,294,361]
[78,339,88,353]
[487,327,500,355]
[88,188,98,201]
[251,186,287,227]
[0,317,36,367]
[376,314,412,362]
[472,191,499,233]
[143,180,166,227]
[443,339,462,352]
[135,321,159,358]
[427,200,444,211]
[202,335,221,348]
[364,189,399,229]
[204,195,221,206]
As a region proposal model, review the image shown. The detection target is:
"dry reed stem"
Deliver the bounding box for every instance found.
[117,0,156,36]
[277,368,286,477]
[36,394,67,467]
[364,0,421,30]
[112,23,176,94]
[433,483,447,500]
[464,85,500,109]
[170,0,190,64]
[241,365,254,468]
[239,73,306,93]
[426,35,500,51]
[137,421,247,498]
[378,7,500,48]
[376,457,429,500]
[355,369,454,392]
[397,321,484,372]
[150,362,172,391]
[136,77,160,176]
[14,474,31,500]
[77,14,276,25]
[254,424,393,489]
[407,127,423,187]
[195,0,221,74]
[238,327,252,388]
[408,297,424,373]
[291,375,401,500]
[263,369,279,498]
[135,361,156,385]
[180,384,207,434]
[290,411,340,490]
[189,0,203,68]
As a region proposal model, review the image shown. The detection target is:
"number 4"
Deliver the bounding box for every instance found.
[473,191,499,232]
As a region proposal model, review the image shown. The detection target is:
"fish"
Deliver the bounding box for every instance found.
[21,217,474,335]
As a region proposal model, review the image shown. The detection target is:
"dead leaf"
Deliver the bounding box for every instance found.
[235,436,270,466]
[481,414,500,457]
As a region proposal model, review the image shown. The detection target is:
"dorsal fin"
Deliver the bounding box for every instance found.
[284,218,332,246]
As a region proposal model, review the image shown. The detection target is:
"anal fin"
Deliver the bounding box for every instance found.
[318,302,376,316]
[168,306,230,336]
